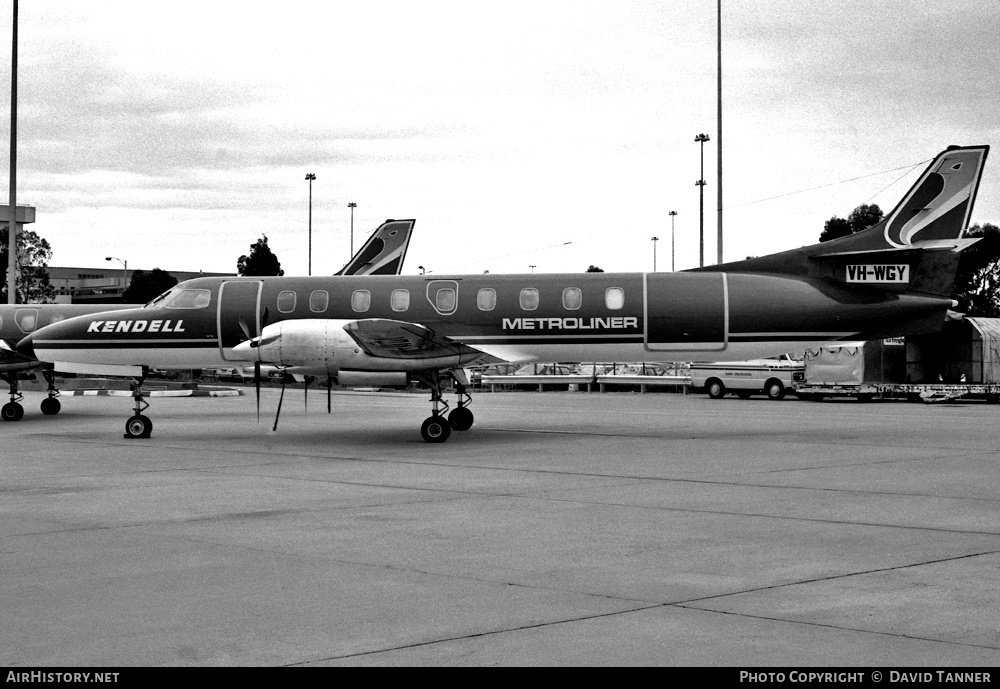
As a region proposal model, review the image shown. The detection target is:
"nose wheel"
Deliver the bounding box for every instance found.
[123,371,152,439]
[125,414,153,438]
[40,369,61,415]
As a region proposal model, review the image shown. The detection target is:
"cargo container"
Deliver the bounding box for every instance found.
[793,318,1000,402]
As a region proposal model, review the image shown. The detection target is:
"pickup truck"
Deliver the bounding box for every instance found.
[689,354,804,400]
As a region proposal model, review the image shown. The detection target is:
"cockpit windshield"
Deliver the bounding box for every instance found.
[145,288,211,309]
[144,288,175,308]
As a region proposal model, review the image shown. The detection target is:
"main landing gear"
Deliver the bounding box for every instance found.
[123,370,152,439]
[2,372,24,421]
[414,370,475,443]
[1,368,63,421]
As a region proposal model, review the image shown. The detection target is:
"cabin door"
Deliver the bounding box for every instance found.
[217,280,263,361]
[644,272,728,352]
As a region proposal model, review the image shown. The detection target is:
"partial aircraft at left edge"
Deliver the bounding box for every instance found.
[0,219,415,420]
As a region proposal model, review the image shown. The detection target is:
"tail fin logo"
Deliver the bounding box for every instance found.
[883,147,987,247]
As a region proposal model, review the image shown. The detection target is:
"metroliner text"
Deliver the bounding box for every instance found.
[502,317,639,330]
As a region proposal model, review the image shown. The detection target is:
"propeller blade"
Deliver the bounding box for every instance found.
[327,376,332,414]
[272,375,286,432]
[304,375,309,415]
[254,361,261,422]
[238,317,253,341]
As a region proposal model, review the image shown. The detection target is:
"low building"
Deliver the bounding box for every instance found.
[48,266,234,303]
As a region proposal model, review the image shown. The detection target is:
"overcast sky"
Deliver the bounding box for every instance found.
[1,0,997,277]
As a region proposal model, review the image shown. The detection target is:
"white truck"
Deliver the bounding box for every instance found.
[689,354,804,400]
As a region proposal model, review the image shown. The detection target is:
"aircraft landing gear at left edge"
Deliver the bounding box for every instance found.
[124,369,152,439]
[1,372,25,422]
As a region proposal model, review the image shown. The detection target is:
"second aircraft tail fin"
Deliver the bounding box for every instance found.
[335,219,415,276]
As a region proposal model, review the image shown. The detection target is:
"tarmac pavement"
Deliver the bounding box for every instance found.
[2,388,999,666]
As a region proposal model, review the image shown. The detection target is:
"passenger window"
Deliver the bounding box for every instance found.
[277,291,296,313]
[477,288,496,311]
[520,288,539,311]
[309,290,329,312]
[605,287,625,310]
[15,309,38,333]
[352,290,371,312]
[436,288,456,313]
[49,315,65,324]
[562,287,582,311]
[391,289,409,312]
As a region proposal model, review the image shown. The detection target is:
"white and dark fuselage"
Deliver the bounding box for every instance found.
[20,270,955,374]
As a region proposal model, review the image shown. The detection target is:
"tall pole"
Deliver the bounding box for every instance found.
[651,236,658,272]
[347,201,357,258]
[305,173,315,276]
[7,0,17,304]
[695,133,710,268]
[668,210,677,272]
[717,0,723,265]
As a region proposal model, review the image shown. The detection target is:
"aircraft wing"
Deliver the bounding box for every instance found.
[343,318,501,364]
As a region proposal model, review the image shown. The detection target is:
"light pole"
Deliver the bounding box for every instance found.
[694,133,710,268]
[105,256,128,300]
[305,173,316,276]
[651,236,658,272]
[418,265,425,275]
[668,210,677,271]
[529,264,536,273]
[347,201,357,259]
[7,0,17,304]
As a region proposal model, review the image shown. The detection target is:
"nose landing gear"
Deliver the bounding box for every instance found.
[40,370,61,416]
[124,371,152,439]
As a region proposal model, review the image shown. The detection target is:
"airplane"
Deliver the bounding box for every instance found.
[15,145,990,442]
[0,218,415,420]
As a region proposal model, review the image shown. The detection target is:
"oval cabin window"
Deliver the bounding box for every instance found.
[605,287,625,310]
[277,291,296,313]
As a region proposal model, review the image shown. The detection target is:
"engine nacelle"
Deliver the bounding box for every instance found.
[241,319,360,374]
[232,318,472,376]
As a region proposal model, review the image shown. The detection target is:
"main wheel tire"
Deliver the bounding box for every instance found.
[40,397,61,416]
[448,406,474,431]
[765,379,785,400]
[125,414,152,438]
[1,401,24,421]
[706,379,726,399]
[420,416,451,443]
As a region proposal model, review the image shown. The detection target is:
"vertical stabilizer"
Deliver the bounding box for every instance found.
[335,219,415,276]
